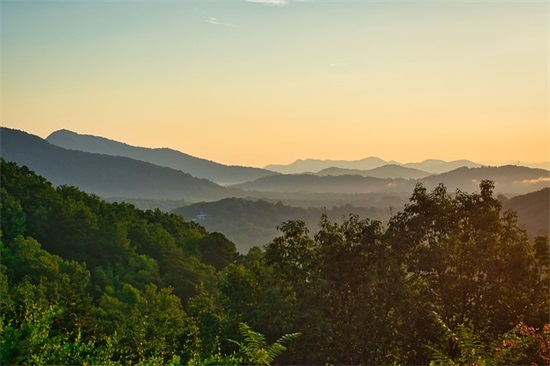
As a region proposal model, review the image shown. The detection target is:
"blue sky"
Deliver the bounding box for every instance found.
[2,0,548,167]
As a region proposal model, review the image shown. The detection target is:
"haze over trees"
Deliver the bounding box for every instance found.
[1,158,548,364]
[3,128,548,203]
[2,126,549,254]
[501,188,549,237]
[173,198,389,252]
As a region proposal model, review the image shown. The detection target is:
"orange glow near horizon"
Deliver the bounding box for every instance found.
[2,1,548,168]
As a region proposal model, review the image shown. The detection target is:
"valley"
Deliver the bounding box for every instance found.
[2,126,548,253]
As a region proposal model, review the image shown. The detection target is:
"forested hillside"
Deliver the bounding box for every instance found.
[233,174,414,193]
[46,129,277,185]
[420,165,550,193]
[235,165,549,195]
[0,159,297,364]
[174,198,389,252]
[1,159,548,365]
[502,188,549,237]
[0,128,236,201]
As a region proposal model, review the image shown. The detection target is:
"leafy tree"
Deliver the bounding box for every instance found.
[196,232,237,271]
[429,318,550,366]
[0,279,114,365]
[259,214,414,364]
[0,187,26,242]
[386,181,547,341]
[2,158,546,365]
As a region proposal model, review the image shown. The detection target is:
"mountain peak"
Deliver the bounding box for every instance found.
[46,129,277,185]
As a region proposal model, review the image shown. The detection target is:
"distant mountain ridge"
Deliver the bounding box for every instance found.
[265,157,391,174]
[46,129,277,185]
[265,157,482,175]
[420,165,550,193]
[4,127,548,202]
[234,165,549,195]
[234,174,415,194]
[1,128,238,201]
[316,164,430,179]
[402,159,483,174]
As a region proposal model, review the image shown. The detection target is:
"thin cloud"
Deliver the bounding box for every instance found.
[246,0,311,6]
[205,17,235,27]
[247,0,289,6]
[517,177,550,185]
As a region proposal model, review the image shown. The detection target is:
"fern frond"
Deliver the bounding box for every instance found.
[235,323,301,366]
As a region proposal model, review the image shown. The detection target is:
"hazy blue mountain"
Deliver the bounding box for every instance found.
[420,165,550,194]
[317,164,431,179]
[264,157,388,174]
[266,157,482,175]
[235,165,549,195]
[1,128,237,201]
[46,129,277,185]
[233,174,415,194]
[501,188,549,237]
[403,159,482,174]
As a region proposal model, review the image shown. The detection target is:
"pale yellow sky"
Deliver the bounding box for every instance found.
[2,1,548,167]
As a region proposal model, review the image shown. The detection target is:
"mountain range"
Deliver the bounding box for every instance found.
[2,127,549,202]
[316,164,431,179]
[233,165,549,195]
[265,157,482,175]
[2,126,549,253]
[46,129,276,185]
[0,128,237,201]
[175,188,550,253]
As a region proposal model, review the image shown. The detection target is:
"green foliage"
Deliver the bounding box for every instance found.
[1,158,547,365]
[387,181,546,339]
[0,280,116,365]
[217,180,547,364]
[0,187,26,242]
[256,213,415,364]
[428,313,493,366]
[0,159,243,364]
[231,322,300,366]
[196,232,238,271]
[174,197,391,253]
[429,316,550,366]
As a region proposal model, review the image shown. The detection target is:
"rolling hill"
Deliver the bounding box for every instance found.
[265,157,390,174]
[502,188,549,237]
[420,165,550,194]
[234,166,549,195]
[233,174,415,194]
[403,159,482,174]
[316,164,431,179]
[173,197,390,253]
[1,127,237,201]
[46,129,277,185]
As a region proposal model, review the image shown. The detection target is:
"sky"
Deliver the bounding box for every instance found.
[1,0,548,168]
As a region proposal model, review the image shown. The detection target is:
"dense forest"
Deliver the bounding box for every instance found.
[173,198,390,252]
[1,159,548,365]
